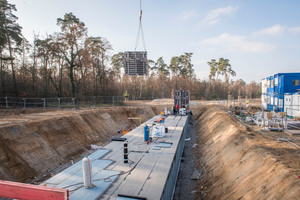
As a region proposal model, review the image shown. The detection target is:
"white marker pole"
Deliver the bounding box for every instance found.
[82,157,93,189]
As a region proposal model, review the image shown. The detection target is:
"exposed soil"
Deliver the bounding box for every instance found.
[0,108,53,119]
[1,103,300,200]
[173,106,205,200]
[0,106,166,183]
[173,117,195,199]
[193,105,300,200]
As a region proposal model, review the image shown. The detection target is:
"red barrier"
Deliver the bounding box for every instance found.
[0,180,69,200]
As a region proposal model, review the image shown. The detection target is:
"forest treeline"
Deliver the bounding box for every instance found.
[0,0,261,100]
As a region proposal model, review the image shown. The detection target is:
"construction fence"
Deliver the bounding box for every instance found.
[0,96,172,109]
[0,96,125,109]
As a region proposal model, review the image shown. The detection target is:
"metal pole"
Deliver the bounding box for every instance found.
[73,98,76,109]
[5,97,8,108]
[282,115,285,138]
[234,99,235,115]
[262,107,265,128]
[58,98,61,109]
[285,114,287,133]
[43,98,46,109]
[112,96,115,107]
[93,96,96,107]
[23,98,26,109]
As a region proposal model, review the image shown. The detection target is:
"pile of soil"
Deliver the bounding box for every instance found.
[194,105,300,199]
[0,106,165,183]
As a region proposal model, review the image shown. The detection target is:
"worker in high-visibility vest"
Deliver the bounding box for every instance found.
[246,100,250,114]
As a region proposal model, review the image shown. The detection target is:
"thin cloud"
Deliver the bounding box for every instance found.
[199,6,238,25]
[253,25,286,36]
[289,26,300,33]
[179,10,198,20]
[200,33,276,53]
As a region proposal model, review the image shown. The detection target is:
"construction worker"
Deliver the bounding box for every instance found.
[246,100,250,114]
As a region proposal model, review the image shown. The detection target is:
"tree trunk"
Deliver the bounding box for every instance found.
[0,50,3,96]
[44,58,49,97]
[5,30,18,96]
[58,58,64,97]
[32,50,36,95]
[70,63,75,97]
[75,42,85,95]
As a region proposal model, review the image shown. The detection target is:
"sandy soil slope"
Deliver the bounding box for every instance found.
[194,106,300,200]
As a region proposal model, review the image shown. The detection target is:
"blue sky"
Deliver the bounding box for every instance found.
[9,0,300,83]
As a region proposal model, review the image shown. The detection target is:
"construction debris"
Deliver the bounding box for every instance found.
[191,170,202,180]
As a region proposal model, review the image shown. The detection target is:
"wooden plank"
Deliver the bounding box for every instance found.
[0,180,68,200]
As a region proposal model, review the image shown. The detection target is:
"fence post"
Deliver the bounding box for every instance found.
[93,96,96,107]
[23,98,26,109]
[285,114,287,131]
[72,98,76,109]
[233,99,235,115]
[281,115,285,139]
[5,97,8,108]
[262,107,265,128]
[58,98,61,109]
[43,98,46,109]
[112,96,114,107]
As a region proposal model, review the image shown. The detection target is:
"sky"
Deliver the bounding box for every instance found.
[9,0,300,83]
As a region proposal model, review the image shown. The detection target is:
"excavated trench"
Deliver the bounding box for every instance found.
[193,105,300,199]
[1,104,300,200]
[0,106,166,183]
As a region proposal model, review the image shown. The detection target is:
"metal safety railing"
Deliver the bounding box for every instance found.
[285,106,300,118]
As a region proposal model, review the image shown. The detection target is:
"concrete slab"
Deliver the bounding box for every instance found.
[100,115,188,200]
[55,160,114,191]
[154,142,173,148]
[44,114,188,200]
[70,170,121,200]
[45,150,111,187]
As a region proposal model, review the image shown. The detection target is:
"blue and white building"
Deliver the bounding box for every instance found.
[262,73,300,112]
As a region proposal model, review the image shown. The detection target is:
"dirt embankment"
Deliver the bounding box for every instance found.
[0,106,165,182]
[194,106,300,200]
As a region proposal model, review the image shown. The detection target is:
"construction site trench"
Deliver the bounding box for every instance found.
[191,105,300,200]
[0,105,166,183]
[0,104,300,199]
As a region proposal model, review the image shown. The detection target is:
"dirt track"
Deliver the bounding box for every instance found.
[193,105,300,199]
